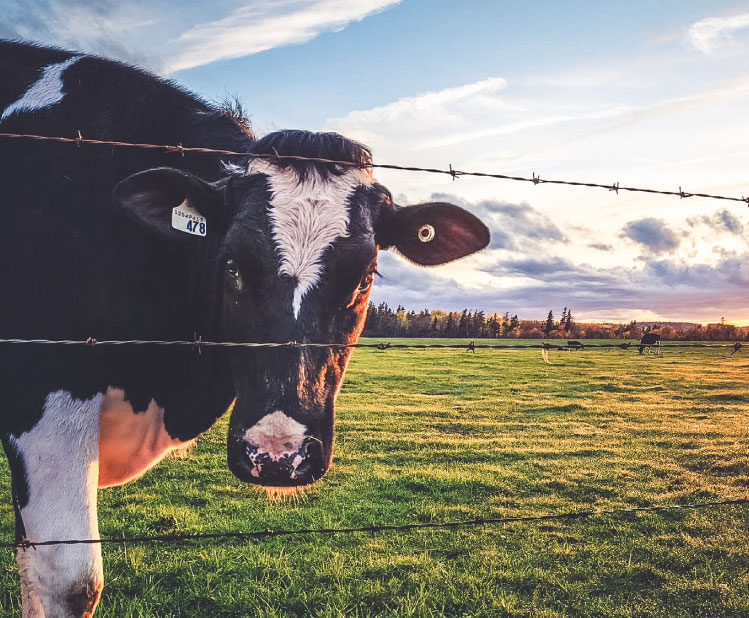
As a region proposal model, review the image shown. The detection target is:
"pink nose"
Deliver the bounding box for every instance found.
[243,438,322,485]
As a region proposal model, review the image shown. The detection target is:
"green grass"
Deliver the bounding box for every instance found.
[1,338,748,617]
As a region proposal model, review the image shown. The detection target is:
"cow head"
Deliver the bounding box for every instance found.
[113,130,489,490]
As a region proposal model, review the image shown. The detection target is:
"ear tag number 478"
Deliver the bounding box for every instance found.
[172,201,207,237]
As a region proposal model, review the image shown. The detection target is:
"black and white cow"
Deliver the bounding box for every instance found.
[639,332,662,355]
[0,41,489,617]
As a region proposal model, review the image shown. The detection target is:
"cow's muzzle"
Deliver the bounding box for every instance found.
[227,410,327,486]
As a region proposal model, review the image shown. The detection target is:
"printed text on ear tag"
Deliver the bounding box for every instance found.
[171,201,206,236]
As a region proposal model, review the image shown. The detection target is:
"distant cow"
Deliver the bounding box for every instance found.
[566,340,584,350]
[639,333,662,354]
[0,41,489,617]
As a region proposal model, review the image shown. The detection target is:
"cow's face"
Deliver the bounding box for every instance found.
[114,131,489,491]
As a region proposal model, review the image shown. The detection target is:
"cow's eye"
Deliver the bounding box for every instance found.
[225,258,243,292]
[358,268,379,295]
[358,273,373,295]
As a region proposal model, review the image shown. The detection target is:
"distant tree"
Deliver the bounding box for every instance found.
[560,307,568,330]
[458,309,469,337]
[486,314,500,338]
[445,314,456,337]
[472,310,486,337]
[509,314,520,333]
[544,310,554,335]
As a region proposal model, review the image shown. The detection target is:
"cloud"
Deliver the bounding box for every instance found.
[2,1,403,73]
[687,12,749,56]
[568,78,749,144]
[431,193,567,250]
[327,75,630,153]
[621,218,681,254]
[165,0,403,73]
[1,0,160,68]
[327,77,508,133]
[371,246,749,322]
[687,209,745,235]
[368,195,749,323]
[588,243,613,251]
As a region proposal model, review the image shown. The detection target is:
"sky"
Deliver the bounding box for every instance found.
[3,0,749,324]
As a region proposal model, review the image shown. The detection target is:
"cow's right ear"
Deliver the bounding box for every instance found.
[375,202,490,265]
[113,167,221,239]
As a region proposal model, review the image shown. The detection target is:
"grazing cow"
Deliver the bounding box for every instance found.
[566,340,584,350]
[639,332,662,355]
[0,41,490,617]
[540,341,564,363]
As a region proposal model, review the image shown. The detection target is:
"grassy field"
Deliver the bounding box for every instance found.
[0,338,748,617]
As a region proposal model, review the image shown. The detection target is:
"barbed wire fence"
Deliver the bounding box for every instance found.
[5,498,749,551]
[1,131,748,206]
[0,130,746,552]
[0,337,741,352]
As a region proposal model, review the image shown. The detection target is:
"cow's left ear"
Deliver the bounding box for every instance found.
[376,202,490,265]
[113,167,221,239]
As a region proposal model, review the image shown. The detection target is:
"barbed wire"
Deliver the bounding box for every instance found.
[4,497,747,550]
[1,131,747,206]
[0,337,739,351]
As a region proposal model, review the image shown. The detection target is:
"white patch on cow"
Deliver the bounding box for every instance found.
[16,548,44,617]
[243,410,307,459]
[248,159,372,318]
[12,390,104,616]
[1,55,83,122]
[98,387,195,488]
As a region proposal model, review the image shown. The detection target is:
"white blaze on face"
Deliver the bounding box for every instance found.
[248,159,372,318]
[1,55,83,122]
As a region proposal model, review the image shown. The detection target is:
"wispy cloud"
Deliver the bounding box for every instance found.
[687,12,749,56]
[2,0,403,73]
[327,76,632,152]
[165,0,403,72]
[566,77,749,144]
[0,0,160,69]
[328,77,509,132]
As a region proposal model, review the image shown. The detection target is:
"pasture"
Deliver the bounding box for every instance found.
[0,338,747,617]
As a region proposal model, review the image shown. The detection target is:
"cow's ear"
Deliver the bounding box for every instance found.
[376,202,490,265]
[113,168,221,238]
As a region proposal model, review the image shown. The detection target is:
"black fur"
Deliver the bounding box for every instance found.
[0,40,252,446]
[249,129,372,179]
[639,332,661,354]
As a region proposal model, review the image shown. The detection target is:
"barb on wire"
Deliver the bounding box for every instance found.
[3,497,747,550]
[0,132,747,206]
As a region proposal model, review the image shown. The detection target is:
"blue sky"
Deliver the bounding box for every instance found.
[4,1,749,323]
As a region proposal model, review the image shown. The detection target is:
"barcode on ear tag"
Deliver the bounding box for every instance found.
[171,201,206,236]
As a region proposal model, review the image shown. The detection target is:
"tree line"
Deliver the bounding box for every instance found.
[362,303,749,341]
